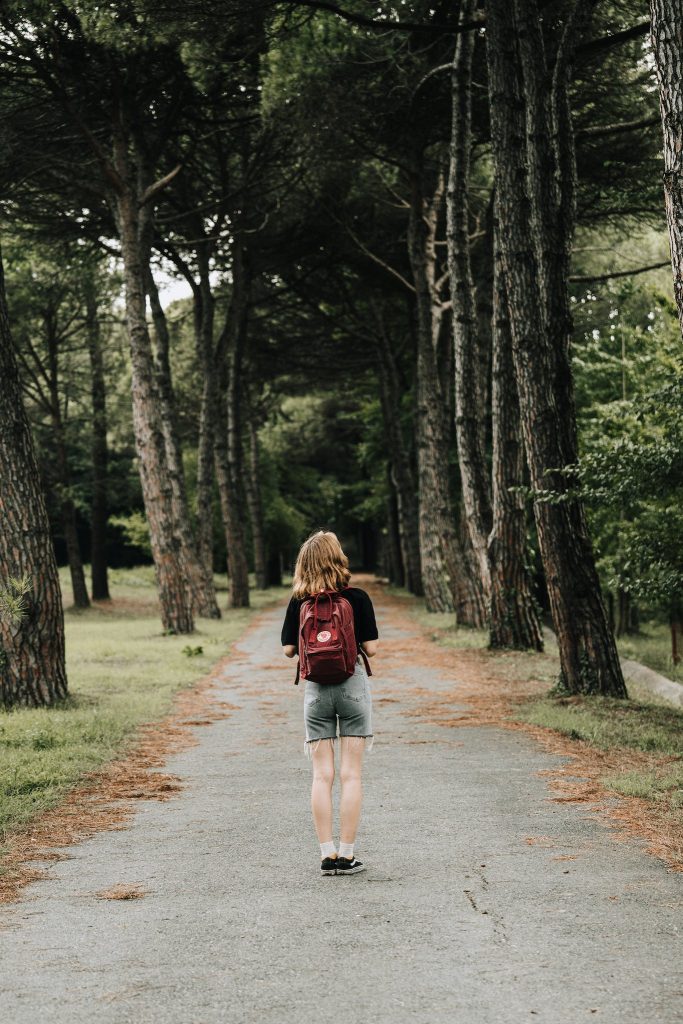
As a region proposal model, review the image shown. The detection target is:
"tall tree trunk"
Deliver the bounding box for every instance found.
[214,241,250,608]
[448,0,493,604]
[650,0,683,338]
[486,0,626,696]
[54,429,90,610]
[85,280,110,601]
[214,410,250,607]
[374,320,423,595]
[45,315,90,609]
[616,587,638,637]
[385,469,405,586]
[266,549,283,588]
[407,168,460,612]
[472,198,494,458]
[0,249,67,707]
[194,248,217,577]
[488,211,543,650]
[112,169,193,634]
[145,266,220,619]
[452,509,488,627]
[244,408,267,590]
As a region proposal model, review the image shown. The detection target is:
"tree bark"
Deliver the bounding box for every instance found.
[266,549,283,588]
[214,241,250,608]
[472,199,494,459]
[44,310,90,609]
[448,0,493,605]
[0,248,68,707]
[384,469,405,586]
[194,247,217,577]
[453,509,488,627]
[112,150,193,633]
[407,167,460,612]
[145,266,220,619]
[486,0,627,695]
[488,210,544,650]
[374,319,423,595]
[244,407,268,590]
[650,0,683,338]
[85,279,110,601]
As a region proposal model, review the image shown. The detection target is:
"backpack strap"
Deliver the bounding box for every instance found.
[359,647,373,677]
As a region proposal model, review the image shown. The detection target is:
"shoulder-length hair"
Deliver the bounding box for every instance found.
[292,530,351,599]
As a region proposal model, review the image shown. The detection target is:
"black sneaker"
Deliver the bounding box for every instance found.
[335,856,365,875]
[321,855,338,876]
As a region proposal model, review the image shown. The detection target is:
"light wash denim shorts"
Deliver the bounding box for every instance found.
[303,657,372,754]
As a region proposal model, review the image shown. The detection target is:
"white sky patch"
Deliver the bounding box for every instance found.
[157,274,193,308]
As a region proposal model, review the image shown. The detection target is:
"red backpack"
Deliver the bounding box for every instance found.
[295,589,372,685]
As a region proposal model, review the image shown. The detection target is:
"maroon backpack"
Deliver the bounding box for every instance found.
[295,589,372,685]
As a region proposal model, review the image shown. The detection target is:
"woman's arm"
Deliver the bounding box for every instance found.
[283,644,297,659]
[361,639,378,658]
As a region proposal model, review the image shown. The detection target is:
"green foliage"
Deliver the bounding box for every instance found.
[618,621,683,684]
[0,575,31,627]
[109,512,152,558]
[575,374,683,617]
[181,645,204,657]
[259,391,382,563]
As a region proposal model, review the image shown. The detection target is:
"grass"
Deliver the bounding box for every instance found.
[0,567,289,846]
[516,694,683,756]
[395,587,683,818]
[516,693,683,809]
[616,620,683,685]
[387,585,491,649]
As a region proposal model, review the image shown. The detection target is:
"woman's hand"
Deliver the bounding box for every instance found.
[361,640,378,658]
[283,644,297,659]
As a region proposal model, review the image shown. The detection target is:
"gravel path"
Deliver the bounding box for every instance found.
[1,592,682,1024]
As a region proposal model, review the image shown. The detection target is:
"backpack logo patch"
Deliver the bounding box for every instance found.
[316,630,332,643]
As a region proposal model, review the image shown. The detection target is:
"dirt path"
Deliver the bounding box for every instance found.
[1,587,681,1023]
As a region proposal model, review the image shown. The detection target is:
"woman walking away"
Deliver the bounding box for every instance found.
[282,531,378,877]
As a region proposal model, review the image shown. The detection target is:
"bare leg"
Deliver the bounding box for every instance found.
[310,739,335,844]
[339,736,365,845]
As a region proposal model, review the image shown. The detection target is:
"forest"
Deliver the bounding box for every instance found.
[0,0,682,710]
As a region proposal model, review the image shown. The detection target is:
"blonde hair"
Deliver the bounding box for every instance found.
[292,531,351,599]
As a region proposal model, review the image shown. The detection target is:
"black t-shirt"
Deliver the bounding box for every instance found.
[281,587,378,648]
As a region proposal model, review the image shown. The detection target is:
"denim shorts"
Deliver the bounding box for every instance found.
[303,657,372,747]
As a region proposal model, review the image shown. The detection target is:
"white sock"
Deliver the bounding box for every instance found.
[320,841,336,859]
[338,842,354,860]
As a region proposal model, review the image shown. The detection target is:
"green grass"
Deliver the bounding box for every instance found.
[0,568,289,846]
[516,692,683,809]
[516,694,683,755]
[616,620,683,685]
[387,586,490,649]
[606,764,683,807]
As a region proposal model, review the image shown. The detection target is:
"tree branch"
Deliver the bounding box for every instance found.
[576,115,659,138]
[285,0,483,34]
[576,20,649,59]
[570,260,670,284]
[140,164,183,207]
[344,222,416,294]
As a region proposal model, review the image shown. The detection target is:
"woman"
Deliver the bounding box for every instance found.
[281,530,378,877]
